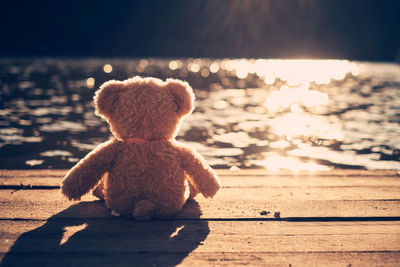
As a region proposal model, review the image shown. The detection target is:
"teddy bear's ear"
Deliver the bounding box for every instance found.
[94,80,121,117]
[167,79,195,116]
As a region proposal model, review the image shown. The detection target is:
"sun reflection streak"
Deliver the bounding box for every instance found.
[270,112,343,141]
[264,83,329,112]
[204,59,354,172]
[243,59,354,172]
[221,58,359,84]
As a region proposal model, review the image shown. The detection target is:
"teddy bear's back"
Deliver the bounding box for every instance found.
[104,140,189,216]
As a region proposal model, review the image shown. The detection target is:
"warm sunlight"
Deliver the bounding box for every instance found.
[234,59,357,172]
[221,59,359,85]
[264,83,329,112]
[169,225,185,239]
[60,223,88,246]
[2,1,399,265]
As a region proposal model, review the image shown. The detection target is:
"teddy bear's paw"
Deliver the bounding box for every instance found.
[202,185,220,199]
[133,200,154,221]
[61,184,82,201]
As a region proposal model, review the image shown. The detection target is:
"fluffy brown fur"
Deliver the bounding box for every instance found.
[61,77,221,220]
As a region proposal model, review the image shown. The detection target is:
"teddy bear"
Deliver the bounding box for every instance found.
[61,76,221,220]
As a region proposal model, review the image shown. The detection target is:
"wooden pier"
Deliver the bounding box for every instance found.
[1,169,400,266]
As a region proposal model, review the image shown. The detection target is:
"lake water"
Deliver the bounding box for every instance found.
[1,58,400,171]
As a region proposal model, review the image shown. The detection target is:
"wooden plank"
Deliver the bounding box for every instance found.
[1,170,400,188]
[5,232,393,253]
[1,219,400,265]
[2,252,399,267]
[1,220,400,253]
[181,252,400,266]
[2,220,400,240]
[212,187,400,201]
[193,200,400,219]
[0,169,67,178]
[1,170,400,266]
[0,190,399,220]
[2,185,400,201]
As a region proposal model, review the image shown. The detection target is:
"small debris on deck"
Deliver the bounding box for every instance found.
[260,210,270,216]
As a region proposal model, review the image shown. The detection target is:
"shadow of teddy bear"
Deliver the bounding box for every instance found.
[1,200,209,267]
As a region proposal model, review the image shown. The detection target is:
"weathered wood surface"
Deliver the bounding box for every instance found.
[0,169,400,266]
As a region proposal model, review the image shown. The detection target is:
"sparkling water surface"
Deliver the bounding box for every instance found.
[1,58,400,170]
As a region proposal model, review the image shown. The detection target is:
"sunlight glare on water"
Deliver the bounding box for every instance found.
[219,59,358,171]
[223,59,359,84]
[1,58,400,171]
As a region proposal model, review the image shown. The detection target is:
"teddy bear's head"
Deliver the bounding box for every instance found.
[94,76,194,140]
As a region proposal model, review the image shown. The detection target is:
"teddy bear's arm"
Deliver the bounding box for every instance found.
[61,139,116,200]
[178,145,222,198]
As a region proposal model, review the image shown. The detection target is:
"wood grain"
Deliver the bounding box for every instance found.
[0,169,399,266]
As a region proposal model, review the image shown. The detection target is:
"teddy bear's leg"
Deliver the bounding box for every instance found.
[92,179,105,200]
[133,199,154,220]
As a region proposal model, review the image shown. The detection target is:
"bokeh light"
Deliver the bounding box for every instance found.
[103,64,113,73]
[86,77,95,88]
[169,60,179,70]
